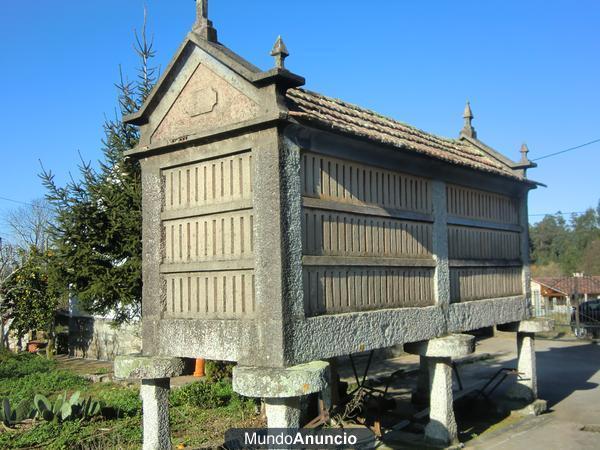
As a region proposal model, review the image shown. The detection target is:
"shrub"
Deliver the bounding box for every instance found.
[0,369,88,406]
[95,386,141,417]
[205,360,234,382]
[171,379,238,409]
[0,351,56,379]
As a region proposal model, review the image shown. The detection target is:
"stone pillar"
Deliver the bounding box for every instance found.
[426,357,456,445]
[264,397,302,428]
[431,180,450,314]
[114,355,186,450]
[512,332,536,401]
[497,319,553,414]
[405,334,475,446]
[141,379,171,450]
[518,193,532,316]
[233,361,329,428]
[411,356,430,406]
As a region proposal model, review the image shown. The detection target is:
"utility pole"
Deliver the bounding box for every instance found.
[574,274,580,335]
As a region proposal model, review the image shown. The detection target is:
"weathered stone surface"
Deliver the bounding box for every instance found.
[447,296,529,333]
[411,356,430,406]
[264,397,302,428]
[114,355,185,380]
[140,378,171,450]
[497,319,554,333]
[405,334,475,358]
[431,180,450,310]
[425,357,458,446]
[288,306,447,365]
[232,361,329,398]
[506,331,537,402]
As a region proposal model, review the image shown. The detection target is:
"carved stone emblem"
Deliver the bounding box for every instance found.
[185,87,218,117]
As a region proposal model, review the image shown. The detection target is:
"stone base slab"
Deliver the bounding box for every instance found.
[114,354,185,380]
[405,334,475,358]
[233,361,329,398]
[497,319,554,333]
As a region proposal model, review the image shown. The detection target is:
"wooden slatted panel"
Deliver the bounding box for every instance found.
[163,152,253,211]
[303,267,434,316]
[448,226,520,260]
[164,271,255,319]
[446,184,519,224]
[163,211,254,263]
[301,152,432,213]
[449,267,522,302]
[302,209,432,258]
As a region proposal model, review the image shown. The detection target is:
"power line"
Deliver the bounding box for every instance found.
[0,196,31,206]
[529,211,587,217]
[532,138,600,161]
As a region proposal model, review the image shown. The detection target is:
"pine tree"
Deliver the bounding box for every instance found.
[40,18,157,323]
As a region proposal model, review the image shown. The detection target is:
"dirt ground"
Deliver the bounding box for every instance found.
[55,334,600,449]
[344,334,600,449]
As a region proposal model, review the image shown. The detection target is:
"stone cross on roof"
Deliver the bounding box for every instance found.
[461,100,477,139]
[193,0,218,42]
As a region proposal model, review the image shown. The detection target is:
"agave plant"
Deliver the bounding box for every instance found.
[33,391,102,422]
[0,398,35,428]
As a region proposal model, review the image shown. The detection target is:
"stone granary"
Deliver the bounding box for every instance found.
[114,1,551,448]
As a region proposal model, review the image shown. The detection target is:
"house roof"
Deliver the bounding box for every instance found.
[125,10,535,184]
[285,88,522,180]
[534,276,600,296]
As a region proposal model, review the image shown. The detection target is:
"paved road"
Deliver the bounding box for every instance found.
[467,336,600,449]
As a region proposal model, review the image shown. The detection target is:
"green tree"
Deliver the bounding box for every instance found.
[530,213,569,265]
[0,247,63,357]
[40,20,157,323]
[529,201,600,275]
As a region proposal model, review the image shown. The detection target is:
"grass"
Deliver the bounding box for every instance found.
[0,350,263,449]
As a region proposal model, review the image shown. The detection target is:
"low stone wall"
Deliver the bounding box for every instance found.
[68,316,141,361]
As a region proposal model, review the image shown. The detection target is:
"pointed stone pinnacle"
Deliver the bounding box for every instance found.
[461,100,477,139]
[463,101,473,120]
[193,0,218,42]
[270,35,289,69]
[520,143,530,162]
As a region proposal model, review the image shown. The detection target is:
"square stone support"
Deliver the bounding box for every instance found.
[411,355,430,406]
[426,357,458,446]
[405,334,474,446]
[509,331,537,401]
[141,378,171,450]
[497,320,553,408]
[233,360,329,429]
[114,355,186,449]
[264,397,302,428]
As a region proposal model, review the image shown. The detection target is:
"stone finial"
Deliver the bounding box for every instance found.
[520,142,530,164]
[460,101,477,139]
[193,0,218,42]
[270,36,289,69]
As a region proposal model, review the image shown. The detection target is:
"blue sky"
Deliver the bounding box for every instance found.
[1,0,599,239]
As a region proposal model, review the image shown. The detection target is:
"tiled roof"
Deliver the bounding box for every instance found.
[534,276,600,295]
[285,88,519,179]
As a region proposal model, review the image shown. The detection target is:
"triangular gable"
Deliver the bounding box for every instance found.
[125,35,277,147]
[459,134,519,174]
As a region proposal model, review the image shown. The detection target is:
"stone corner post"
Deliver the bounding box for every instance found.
[114,355,185,450]
[232,361,330,428]
[497,319,553,413]
[406,334,475,446]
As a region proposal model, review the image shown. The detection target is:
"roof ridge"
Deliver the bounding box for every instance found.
[290,87,462,146]
[287,87,518,178]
